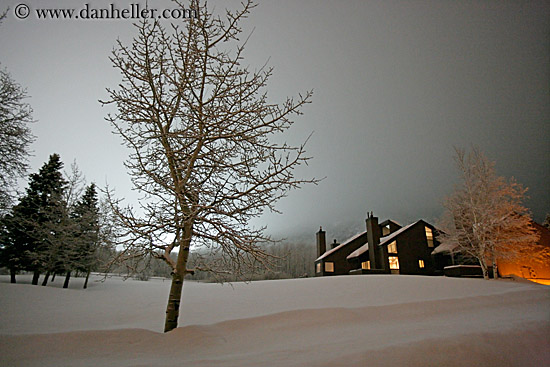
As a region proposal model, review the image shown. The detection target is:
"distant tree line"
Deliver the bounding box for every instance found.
[184,241,316,282]
[0,154,112,288]
[107,240,317,283]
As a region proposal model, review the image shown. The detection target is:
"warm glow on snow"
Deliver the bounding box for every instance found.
[498,258,550,285]
[497,223,550,285]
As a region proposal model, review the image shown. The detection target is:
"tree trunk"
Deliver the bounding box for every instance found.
[164,226,192,333]
[479,260,489,280]
[41,271,50,286]
[83,269,91,289]
[492,260,499,279]
[10,268,16,283]
[32,270,40,285]
[63,271,71,288]
[51,273,56,282]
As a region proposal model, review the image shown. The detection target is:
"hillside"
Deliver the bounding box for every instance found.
[1,274,548,366]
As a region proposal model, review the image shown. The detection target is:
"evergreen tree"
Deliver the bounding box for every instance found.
[0,213,21,283]
[1,171,44,283]
[29,154,69,285]
[0,154,68,284]
[71,183,100,289]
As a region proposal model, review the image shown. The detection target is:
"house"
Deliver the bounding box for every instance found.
[315,212,441,276]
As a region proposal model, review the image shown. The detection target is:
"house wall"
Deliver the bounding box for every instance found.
[316,218,443,277]
[394,222,438,275]
[315,233,368,276]
[348,251,391,274]
[349,221,439,275]
[380,220,401,236]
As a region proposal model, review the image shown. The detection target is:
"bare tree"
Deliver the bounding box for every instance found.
[0,7,34,212]
[63,161,86,208]
[437,147,540,279]
[0,67,35,212]
[101,0,316,332]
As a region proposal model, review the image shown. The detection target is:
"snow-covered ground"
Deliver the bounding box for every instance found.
[1,274,548,366]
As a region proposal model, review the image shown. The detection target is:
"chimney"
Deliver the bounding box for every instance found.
[366,213,381,269]
[331,239,339,249]
[316,227,326,258]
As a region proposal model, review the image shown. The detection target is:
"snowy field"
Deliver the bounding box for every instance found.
[0,274,548,367]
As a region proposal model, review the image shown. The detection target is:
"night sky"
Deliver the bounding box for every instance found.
[1,0,548,240]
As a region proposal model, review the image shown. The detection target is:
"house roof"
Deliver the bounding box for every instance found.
[315,230,367,261]
[346,220,424,260]
[379,219,402,228]
[316,218,438,262]
[346,243,368,260]
[430,241,458,255]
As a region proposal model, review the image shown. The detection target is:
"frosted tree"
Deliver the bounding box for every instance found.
[0,6,34,212]
[101,0,315,332]
[0,68,35,212]
[438,147,540,279]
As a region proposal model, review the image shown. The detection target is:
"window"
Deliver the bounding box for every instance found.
[382,225,390,236]
[316,263,321,273]
[419,259,425,269]
[361,261,371,270]
[425,227,434,248]
[325,262,334,272]
[389,256,399,270]
[387,241,397,254]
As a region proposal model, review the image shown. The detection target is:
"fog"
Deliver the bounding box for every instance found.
[1,0,548,241]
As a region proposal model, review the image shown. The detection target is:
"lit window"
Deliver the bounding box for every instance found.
[389,256,399,270]
[382,225,390,236]
[361,261,371,270]
[419,259,425,268]
[325,262,334,272]
[316,263,321,273]
[425,227,434,248]
[388,241,397,254]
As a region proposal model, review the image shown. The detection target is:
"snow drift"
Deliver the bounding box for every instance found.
[1,274,548,366]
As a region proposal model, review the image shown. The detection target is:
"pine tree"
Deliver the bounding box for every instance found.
[30,154,69,285]
[71,183,100,289]
[0,154,68,284]
[0,213,22,283]
[1,171,44,283]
